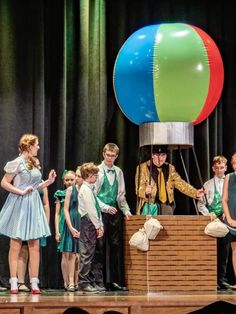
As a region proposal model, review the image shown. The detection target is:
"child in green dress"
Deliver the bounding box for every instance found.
[54,170,76,290]
[61,167,83,292]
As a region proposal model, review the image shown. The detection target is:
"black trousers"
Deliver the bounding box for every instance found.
[217,232,231,283]
[79,217,104,288]
[102,210,125,286]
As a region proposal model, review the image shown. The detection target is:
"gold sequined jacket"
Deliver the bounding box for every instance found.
[135,161,198,214]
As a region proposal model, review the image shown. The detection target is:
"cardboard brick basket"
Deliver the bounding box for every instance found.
[124,215,216,292]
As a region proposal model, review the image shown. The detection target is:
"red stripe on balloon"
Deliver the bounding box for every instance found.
[191,25,224,125]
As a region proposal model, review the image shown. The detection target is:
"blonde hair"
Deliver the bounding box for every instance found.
[103,143,119,155]
[212,155,227,165]
[63,170,76,181]
[18,134,39,169]
[231,153,236,164]
[80,162,99,180]
[75,166,81,176]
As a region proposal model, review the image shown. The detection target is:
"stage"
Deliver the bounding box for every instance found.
[0,216,233,313]
[1,289,236,314]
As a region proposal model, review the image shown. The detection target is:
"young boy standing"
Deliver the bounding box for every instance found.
[197,155,231,290]
[78,162,116,293]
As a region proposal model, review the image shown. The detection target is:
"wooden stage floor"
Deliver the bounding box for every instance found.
[1,289,236,314]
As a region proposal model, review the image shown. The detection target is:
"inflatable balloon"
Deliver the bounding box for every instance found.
[113,23,224,125]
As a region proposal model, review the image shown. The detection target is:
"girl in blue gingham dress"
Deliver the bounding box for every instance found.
[0,134,56,294]
[0,156,51,239]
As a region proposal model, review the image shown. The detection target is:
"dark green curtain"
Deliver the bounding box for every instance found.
[0,0,236,287]
[106,0,236,215]
[0,0,107,288]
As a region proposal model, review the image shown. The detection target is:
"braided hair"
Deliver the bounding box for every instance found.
[18,134,39,170]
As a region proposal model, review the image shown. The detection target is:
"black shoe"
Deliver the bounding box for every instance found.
[220,280,230,287]
[218,281,232,290]
[82,284,99,293]
[109,282,128,291]
[93,283,106,292]
[0,286,7,292]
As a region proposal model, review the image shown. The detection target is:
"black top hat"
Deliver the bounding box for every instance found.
[152,145,168,154]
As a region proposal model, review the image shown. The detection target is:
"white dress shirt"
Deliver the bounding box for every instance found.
[197,175,225,216]
[78,181,110,229]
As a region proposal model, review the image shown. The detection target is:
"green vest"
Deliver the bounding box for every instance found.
[97,169,118,207]
[207,179,223,216]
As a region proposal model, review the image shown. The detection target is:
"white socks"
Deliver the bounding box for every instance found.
[30,277,39,290]
[9,277,18,290]
[9,277,40,292]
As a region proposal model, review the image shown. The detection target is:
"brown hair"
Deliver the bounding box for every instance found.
[103,143,119,155]
[212,155,227,165]
[34,157,41,169]
[18,134,39,169]
[80,162,99,180]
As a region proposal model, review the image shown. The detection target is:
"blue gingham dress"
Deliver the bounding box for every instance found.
[0,156,51,240]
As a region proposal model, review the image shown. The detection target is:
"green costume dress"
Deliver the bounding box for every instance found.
[60,186,80,253]
[225,173,236,235]
[54,189,67,250]
[38,188,48,247]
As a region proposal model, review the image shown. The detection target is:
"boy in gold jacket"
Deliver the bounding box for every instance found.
[135,145,204,215]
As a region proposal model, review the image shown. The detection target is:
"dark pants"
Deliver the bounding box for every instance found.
[217,232,231,283]
[158,203,174,215]
[102,210,124,286]
[79,217,104,288]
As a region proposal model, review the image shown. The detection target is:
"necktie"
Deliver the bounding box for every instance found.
[107,169,115,173]
[157,168,167,203]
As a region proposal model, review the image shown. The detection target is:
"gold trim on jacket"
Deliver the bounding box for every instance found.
[135,161,198,214]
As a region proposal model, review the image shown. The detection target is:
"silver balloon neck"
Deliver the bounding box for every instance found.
[139,122,194,149]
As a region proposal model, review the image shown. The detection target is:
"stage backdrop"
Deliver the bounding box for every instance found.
[0,0,235,288]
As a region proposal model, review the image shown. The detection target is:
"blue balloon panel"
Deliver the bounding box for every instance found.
[113,25,160,125]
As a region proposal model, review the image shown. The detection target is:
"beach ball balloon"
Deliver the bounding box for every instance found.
[113,23,224,125]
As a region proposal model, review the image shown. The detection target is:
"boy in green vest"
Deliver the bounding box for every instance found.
[94,143,132,291]
[197,155,231,290]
